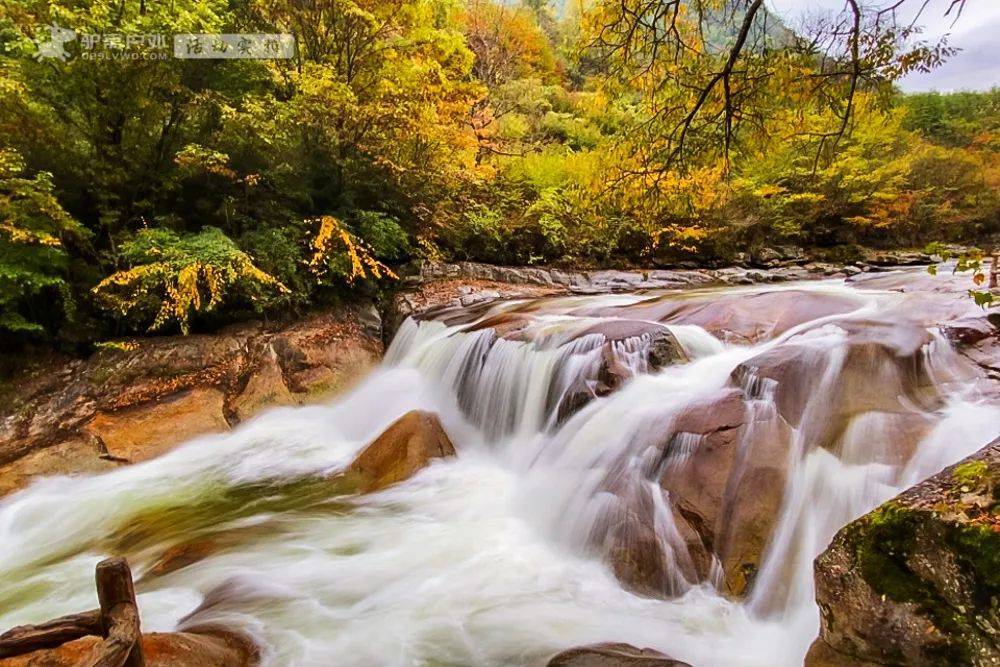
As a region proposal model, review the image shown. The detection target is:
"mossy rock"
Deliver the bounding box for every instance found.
[812,436,1000,666]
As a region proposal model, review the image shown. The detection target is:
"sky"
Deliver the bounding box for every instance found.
[766,0,1000,92]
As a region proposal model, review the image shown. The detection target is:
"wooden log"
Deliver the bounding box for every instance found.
[990,251,998,289]
[84,604,141,667]
[0,609,101,657]
[90,557,144,667]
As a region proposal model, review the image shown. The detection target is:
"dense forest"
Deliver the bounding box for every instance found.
[1,0,998,347]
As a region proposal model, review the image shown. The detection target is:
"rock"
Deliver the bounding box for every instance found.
[0,306,382,497]
[804,639,881,666]
[596,387,793,599]
[731,316,942,449]
[0,438,118,497]
[547,643,690,666]
[863,249,934,267]
[581,289,865,344]
[810,436,1000,666]
[657,389,793,597]
[346,411,456,492]
[0,625,258,666]
[941,316,998,346]
[227,346,295,423]
[148,539,221,577]
[84,387,229,463]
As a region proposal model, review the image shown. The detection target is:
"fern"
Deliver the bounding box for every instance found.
[93,227,287,334]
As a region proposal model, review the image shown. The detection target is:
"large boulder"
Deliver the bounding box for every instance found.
[0,625,257,667]
[0,307,382,497]
[809,437,1000,666]
[547,643,690,666]
[346,411,456,492]
[598,387,793,599]
[731,316,944,452]
[656,389,793,597]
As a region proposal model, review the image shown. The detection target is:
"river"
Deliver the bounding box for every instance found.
[1,271,997,666]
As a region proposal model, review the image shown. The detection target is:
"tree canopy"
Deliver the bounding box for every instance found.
[0,0,996,347]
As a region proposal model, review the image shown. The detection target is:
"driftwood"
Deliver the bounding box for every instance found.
[0,610,102,657]
[0,558,144,667]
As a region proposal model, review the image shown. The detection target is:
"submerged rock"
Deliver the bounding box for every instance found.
[809,437,1000,666]
[347,410,456,492]
[547,642,690,666]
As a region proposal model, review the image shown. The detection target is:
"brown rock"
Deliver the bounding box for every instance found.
[547,642,690,666]
[0,626,257,667]
[347,411,456,492]
[147,539,220,577]
[0,438,117,497]
[0,305,382,497]
[731,316,943,448]
[84,388,229,463]
[805,638,881,667]
[580,289,864,344]
[227,346,294,423]
[659,389,794,597]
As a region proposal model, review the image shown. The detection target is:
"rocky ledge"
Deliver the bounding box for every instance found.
[0,305,382,497]
[808,436,1000,666]
[386,254,931,338]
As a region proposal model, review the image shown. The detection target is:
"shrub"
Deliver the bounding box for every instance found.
[92,227,287,334]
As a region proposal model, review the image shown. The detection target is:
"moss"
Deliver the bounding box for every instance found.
[855,502,924,603]
[953,460,990,489]
[851,500,1000,664]
[950,523,1000,593]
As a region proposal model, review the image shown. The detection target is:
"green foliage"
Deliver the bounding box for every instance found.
[0,148,86,338]
[353,212,411,262]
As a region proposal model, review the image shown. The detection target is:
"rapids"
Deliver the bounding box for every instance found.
[1,274,997,666]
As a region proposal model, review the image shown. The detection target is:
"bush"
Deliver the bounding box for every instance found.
[92,227,287,334]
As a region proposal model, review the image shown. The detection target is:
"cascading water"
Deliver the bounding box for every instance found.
[0,276,997,666]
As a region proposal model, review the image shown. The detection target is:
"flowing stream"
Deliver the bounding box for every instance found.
[0,274,998,666]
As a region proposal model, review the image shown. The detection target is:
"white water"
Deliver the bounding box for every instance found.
[0,278,997,666]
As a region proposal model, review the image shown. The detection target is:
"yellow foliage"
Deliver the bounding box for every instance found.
[308,215,398,282]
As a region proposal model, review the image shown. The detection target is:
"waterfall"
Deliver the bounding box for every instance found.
[0,279,997,666]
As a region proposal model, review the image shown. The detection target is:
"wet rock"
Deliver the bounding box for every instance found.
[0,306,382,497]
[941,315,999,346]
[346,410,456,492]
[585,289,864,344]
[863,249,934,266]
[731,316,942,448]
[810,437,1000,666]
[553,323,688,425]
[0,625,258,666]
[656,389,793,597]
[148,539,221,577]
[547,642,690,666]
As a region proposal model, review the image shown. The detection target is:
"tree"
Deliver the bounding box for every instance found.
[586,0,960,175]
